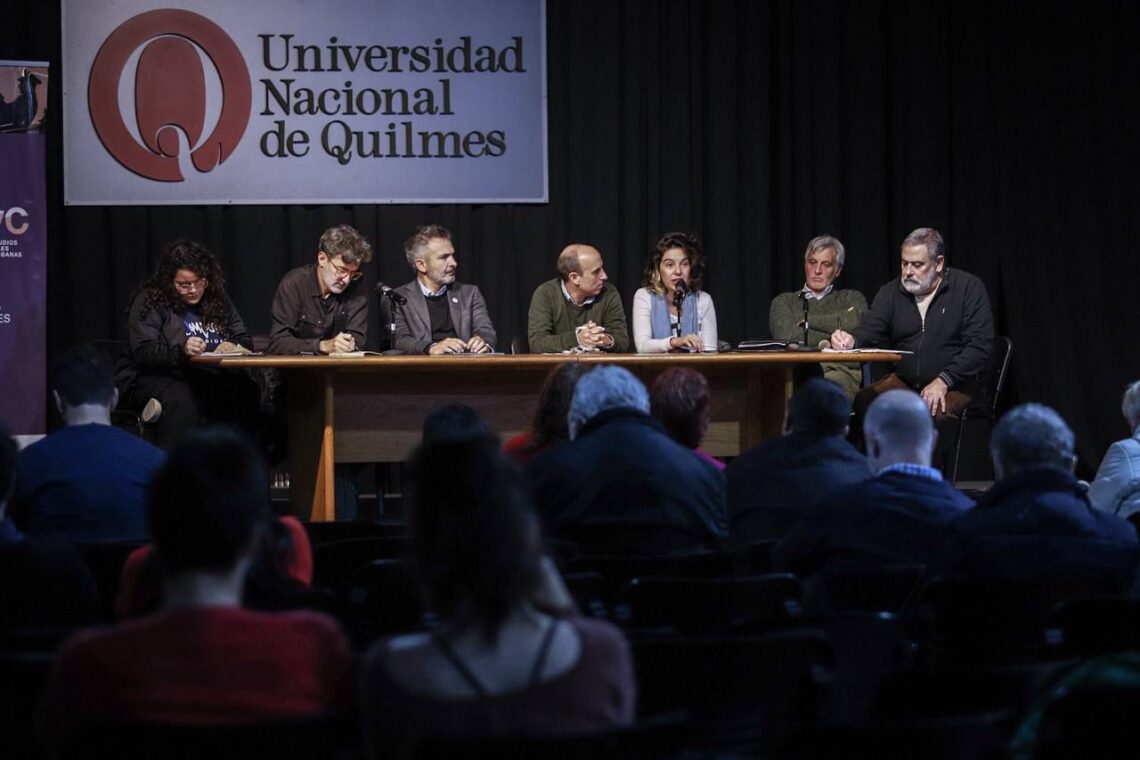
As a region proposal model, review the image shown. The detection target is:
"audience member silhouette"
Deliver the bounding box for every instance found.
[773,389,973,577]
[14,344,164,542]
[503,362,586,463]
[113,514,315,620]
[936,403,1140,587]
[526,365,727,559]
[360,434,634,742]
[1088,379,1140,518]
[0,423,100,630]
[38,427,350,745]
[726,378,870,543]
[650,367,724,471]
[422,402,494,445]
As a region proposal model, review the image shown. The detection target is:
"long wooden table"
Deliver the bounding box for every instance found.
[203,351,899,520]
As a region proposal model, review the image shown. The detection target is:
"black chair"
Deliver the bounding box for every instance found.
[949,335,1012,484]
[1034,685,1140,759]
[783,710,1015,760]
[0,629,81,760]
[805,563,927,614]
[912,574,1120,668]
[345,558,427,643]
[616,574,802,635]
[730,505,807,544]
[561,552,735,600]
[631,629,833,752]
[303,519,407,546]
[312,536,410,591]
[732,539,778,575]
[873,664,1066,723]
[561,571,610,619]
[56,713,360,760]
[370,714,688,760]
[1047,595,1140,657]
[73,540,146,621]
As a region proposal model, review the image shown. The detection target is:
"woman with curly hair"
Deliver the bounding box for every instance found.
[631,232,718,352]
[115,240,260,447]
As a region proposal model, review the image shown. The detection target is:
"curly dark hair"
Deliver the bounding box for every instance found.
[641,231,706,295]
[136,240,233,329]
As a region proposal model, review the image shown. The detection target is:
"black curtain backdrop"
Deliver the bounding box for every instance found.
[10,1,1140,473]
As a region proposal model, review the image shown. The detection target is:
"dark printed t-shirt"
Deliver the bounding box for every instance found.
[183,309,224,351]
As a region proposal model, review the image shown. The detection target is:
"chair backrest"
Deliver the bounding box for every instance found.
[1035,685,1140,760]
[346,558,426,639]
[312,536,410,591]
[618,574,803,635]
[303,519,407,546]
[0,649,60,759]
[808,563,927,614]
[561,571,610,619]
[914,574,1122,667]
[74,540,146,622]
[1048,595,1140,657]
[632,629,832,748]
[57,713,359,760]
[374,714,688,760]
[562,552,734,585]
[984,335,1012,414]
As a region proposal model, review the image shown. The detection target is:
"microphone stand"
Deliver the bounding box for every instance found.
[672,288,685,342]
[802,293,811,347]
[376,284,407,353]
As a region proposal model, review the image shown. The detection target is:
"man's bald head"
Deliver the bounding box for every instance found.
[557,244,599,280]
[864,389,937,470]
[557,244,607,303]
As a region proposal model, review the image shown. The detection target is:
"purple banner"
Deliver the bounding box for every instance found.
[0,63,49,436]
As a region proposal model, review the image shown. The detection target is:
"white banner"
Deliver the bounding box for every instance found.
[62,0,547,204]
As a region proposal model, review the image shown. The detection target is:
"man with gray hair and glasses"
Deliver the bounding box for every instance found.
[769,235,867,398]
[525,365,726,559]
[937,403,1139,586]
[269,224,373,355]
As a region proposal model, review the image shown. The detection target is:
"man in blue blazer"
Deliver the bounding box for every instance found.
[391,224,497,354]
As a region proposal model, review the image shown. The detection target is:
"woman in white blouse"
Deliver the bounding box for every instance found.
[632,232,718,353]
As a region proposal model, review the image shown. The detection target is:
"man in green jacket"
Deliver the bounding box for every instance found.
[769,235,867,397]
[527,244,630,353]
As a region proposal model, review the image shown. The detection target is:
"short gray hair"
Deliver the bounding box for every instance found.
[991,403,1075,475]
[404,224,451,268]
[804,235,846,270]
[901,227,945,261]
[567,366,649,440]
[1122,380,1140,428]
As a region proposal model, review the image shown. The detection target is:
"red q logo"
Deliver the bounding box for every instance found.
[88,9,251,182]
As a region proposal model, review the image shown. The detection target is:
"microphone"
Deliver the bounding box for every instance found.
[375,282,407,305]
[672,281,687,309]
